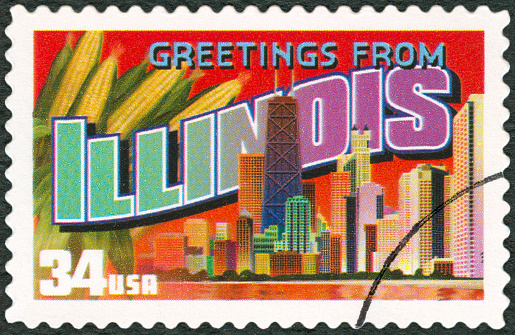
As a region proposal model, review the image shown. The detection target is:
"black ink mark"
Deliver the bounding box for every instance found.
[355,171,504,328]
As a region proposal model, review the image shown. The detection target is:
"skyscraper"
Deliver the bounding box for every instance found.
[330,171,351,271]
[283,196,311,253]
[345,193,358,273]
[398,164,449,275]
[315,212,328,238]
[444,175,453,259]
[337,126,371,192]
[214,240,227,276]
[184,218,210,256]
[238,154,264,234]
[262,96,303,233]
[374,213,399,271]
[331,125,373,272]
[319,230,331,273]
[236,209,254,273]
[302,181,317,232]
[356,182,384,272]
[365,224,377,272]
[253,225,279,254]
[398,173,419,275]
[431,165,449,259]
[330,234,342,274]
[452,95,484,278]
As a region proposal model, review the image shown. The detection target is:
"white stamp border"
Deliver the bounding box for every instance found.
[4,5,510,329]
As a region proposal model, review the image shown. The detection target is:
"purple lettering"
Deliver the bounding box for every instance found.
[294,74,351,167]
[352,69,383,153]
[385,67,451,152]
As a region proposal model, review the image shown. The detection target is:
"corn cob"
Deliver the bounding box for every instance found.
[34,34,73,121]
[168,73,247,132]
[48,31,103,119]
[70,55,118,123]
[140,69,203,128]
[106,68,184,139]
[97,58,149,133]
[111,57,149,103]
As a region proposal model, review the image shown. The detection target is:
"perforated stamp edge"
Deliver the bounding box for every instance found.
[4,5,511,329]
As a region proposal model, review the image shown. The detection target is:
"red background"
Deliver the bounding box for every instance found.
[34,30,484,254]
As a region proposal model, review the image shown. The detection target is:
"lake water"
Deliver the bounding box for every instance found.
[124,280,483,300]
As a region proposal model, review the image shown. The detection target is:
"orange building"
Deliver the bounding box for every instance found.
[270,251,302,276]
[236,210,254,273]
[238,154,264,234]
[330,234,342,274]
[153,233,187,270]
[330,172,351,271]
[214,240,237,276]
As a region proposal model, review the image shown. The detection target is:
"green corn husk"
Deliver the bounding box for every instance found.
[33,32,136,292]
[34,172,51,216]
[106,67,185,139]
[81,231,111,251]
[136,70,203,129]
[34,198,71,253]
[111,58,149,103]
[33,161,50,192]
[108,230,134,275]
[33,118,51,140]
[168,74,244,132]
[33,37,73,122]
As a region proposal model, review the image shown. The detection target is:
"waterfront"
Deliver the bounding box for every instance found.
[128,280,483,300]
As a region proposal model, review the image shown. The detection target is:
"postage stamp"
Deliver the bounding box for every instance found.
[4,5,510,329]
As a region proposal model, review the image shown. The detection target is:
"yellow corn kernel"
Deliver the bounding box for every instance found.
[75,56,117,123]
[49,31,103,118]
[107,68,184,138]
[168,74,246,132]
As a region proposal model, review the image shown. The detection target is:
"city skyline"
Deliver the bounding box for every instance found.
[139,94,485,279]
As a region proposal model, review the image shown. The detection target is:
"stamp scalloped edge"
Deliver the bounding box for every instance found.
[4,4,511,329]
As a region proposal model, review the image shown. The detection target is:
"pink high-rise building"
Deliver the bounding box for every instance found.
[397,164,450,275]
[452,95,484,277]
[356,182,384,272]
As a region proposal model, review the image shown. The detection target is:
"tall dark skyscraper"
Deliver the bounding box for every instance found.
[261,96,303,234]
[430,165,449,259]
[345,194,357,273]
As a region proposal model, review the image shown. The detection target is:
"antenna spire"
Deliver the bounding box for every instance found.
[289,69,295,97]
[274,69,278,95]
